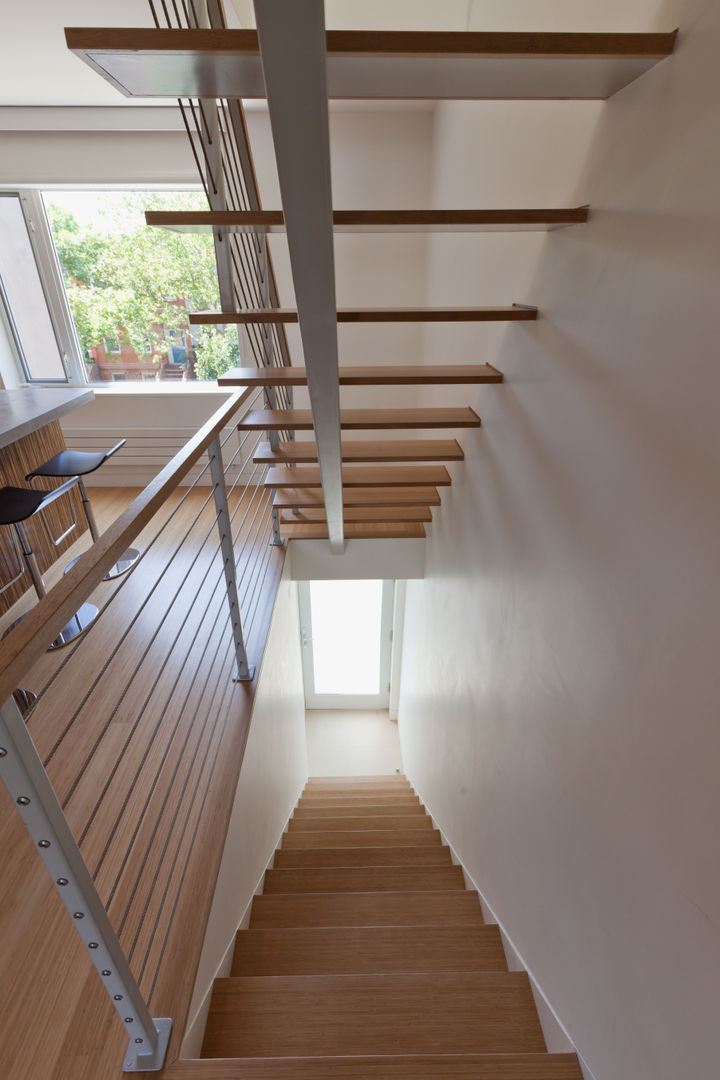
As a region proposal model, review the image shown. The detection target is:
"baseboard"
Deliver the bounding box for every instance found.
[411,782,599,1080]
[179,800,298,1058]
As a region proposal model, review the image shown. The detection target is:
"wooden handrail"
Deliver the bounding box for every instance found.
[0,389,252,707]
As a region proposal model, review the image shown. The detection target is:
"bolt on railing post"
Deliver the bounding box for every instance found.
[0,696,172,1072]
[208,437,255,682]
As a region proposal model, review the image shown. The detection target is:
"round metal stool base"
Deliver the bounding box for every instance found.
[65,547,140,580]
[2,602,99,651]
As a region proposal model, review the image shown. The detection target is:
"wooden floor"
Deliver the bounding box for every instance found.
[186,776,583,1080]
[0,487,284,1080]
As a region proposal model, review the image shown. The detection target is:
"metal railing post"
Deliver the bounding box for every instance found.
[0,696,172,1072]
[208,436,255,681]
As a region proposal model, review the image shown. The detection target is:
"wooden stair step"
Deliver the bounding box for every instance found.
[266,465,451,489]
[288,814,433,832]
[282,829,440,849]
[219,363,503,385]
[273,847,452,869]
[250,890,484,928]
[192,306,537,325]
[254,439,465,464]
[149,208,588,235]
[298,791,420,804]
[274,487,440,509]
[169,1051,584,1079]
[239,408,481,431]
[306,775,408,784]
[201,972,545,1057]
[293,803,427,818]
[230,924,507,977]
[282,522,426,540]
[280,506,433,524]
[262,865,465,894]
[69,26,676,103]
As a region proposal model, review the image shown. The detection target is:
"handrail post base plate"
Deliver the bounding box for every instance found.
[123,1017,172,1072]
[233,665,256,683]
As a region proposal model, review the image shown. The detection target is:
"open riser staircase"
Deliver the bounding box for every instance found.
[197,774,582,1078]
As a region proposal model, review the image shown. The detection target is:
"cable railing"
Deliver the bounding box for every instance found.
[0,388,286,1072]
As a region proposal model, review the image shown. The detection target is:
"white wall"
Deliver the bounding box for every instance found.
[399,2,720,1079]
[181,570,307,1054]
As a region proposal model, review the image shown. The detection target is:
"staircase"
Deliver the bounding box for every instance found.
[198,774,582,1078]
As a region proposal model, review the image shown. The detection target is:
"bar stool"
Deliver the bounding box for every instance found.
[26,439,139,579]
[0,481,98,649]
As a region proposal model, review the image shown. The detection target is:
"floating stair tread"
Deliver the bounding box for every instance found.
[266,465,451,488]
[148,208,588,234]
[201,971,545,1057]
[191,307,536,324]
[283,522,426,540]
[273,488,441,510]
[273,847,452,868]
[67,27,676,102]
[220,363,503,385]
[262,865,465,894]
[241,408,481,431]
[250,890,484,928]
[288,814,434,831]
[293,803,427,817]
[254,439,465,464]
[230,925,507,977]
[169,1052,584,1079]
[279,507,433,524]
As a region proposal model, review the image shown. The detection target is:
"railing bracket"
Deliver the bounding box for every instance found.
[233,666,256,683]
[123,1017,172,1073]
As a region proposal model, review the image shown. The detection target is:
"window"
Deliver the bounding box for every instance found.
[0,188,239,387]
[298,580,395,709]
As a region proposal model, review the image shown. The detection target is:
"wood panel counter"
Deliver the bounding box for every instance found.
[0,387,94,614]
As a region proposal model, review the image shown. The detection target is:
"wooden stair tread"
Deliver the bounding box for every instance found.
[254,439,465,464]
[191,307,537,325]
[273,847,452,868]
[68,27,676,103]
[282,829,441,848]
[250,891,484,928]
[169,1052,584,1079]
[283,522,426,540]
[288,814,433,831]
[201,971,545,1057]
[273,488,441,509]
[220,363,503,385]
[298,791,420,803]
[263,865,465,894]
[148,209,588,235]
[240,408,482,430]
[230,925,507,976]
[293,803,427,817]
[266,465,451,488]
[280,506,433,524]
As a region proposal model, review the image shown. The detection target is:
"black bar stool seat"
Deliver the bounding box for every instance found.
[0,481,98,652]
[27,439,139,580]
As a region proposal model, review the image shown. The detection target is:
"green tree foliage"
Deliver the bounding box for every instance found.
[45,191,237,379]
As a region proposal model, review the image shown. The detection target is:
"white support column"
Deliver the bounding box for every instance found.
[253,0,345,553]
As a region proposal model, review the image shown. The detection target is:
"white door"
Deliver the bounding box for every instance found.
[298,579,394,709]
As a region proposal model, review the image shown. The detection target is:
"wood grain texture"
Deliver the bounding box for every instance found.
[282,829,441,848]
[201,971,545,1057]
[249,890,484,928]
[274,487,441,509]
[279,506,433,523]
[273,846,452,868]
[254,439,465,464]
[0,420,88,614]
[220,363,503,384]
[262,865,466,894]
[231,924,507,976]
[266,465,451,488]
[166,1052,585,1079]
[282,522,426,540]
[298,792,420,804]
[293,803,427,818]
[288,814,433,831]
[192,306,537,324]
[240,408,481,431]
